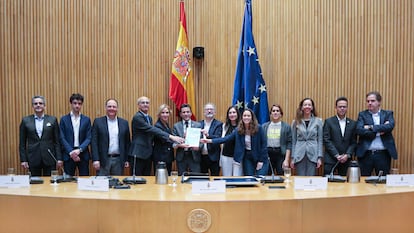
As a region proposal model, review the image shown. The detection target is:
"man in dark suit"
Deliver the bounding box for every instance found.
[200,103,223,176]
[91,98,131,176]
[323,97,357,176]
[129,96,184,176]
[19,95,62,176]
[173,104,202,175]
[59,93,91,176]
[356,91,397,176]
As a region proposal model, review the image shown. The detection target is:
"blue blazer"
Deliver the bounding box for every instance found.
[200,119,223,162]
[355,110,397,159]
[59,114,92,161]
[212,126,268,164]
[91,116,131,166]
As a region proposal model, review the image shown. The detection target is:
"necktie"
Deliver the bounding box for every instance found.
[185,121,189,128]
[145,115,151,124]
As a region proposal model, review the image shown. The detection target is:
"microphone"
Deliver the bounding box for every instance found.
[324,159,346,182]
[47,149,75,182]
[268,156,275,182]
[123,155,146,184]
[374,170,384,186]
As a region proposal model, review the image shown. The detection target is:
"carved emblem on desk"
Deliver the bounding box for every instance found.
[187,208,211,233]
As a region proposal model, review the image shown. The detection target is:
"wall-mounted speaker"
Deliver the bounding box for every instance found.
[193,47,204,59]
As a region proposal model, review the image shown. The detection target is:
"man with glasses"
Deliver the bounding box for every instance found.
[19,95,63,176]
[59,93,92,176]
[129,96,184,176]
[323,97,357,176]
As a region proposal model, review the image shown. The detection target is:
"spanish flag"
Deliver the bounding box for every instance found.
[169,1,196,120]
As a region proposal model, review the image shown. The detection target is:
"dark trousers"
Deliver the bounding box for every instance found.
[268,147,283,175]
[64,158,90,176]
[30,161,54,176]
[177,151,200,176]
[359,150,391,176]
[200,155,220,176]
[131,157,152,176]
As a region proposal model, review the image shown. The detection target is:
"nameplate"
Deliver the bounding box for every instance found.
[386,174,414,187]
[0,175,30,188]
[294,177,328,190]
[77,177,109,191]
[192,181,226,194]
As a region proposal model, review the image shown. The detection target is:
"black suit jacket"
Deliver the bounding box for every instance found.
[91,116,131,166]
[19,115,62,167]
[152,119,174,163]
[355,110,397,159]
[129,111,170,160]
[200,119,223,161]
[59,113,92,161]
[323,116,357,165]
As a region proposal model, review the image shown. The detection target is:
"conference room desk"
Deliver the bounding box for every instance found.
[0,176,413,233]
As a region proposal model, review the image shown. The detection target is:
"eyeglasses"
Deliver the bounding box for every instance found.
[33,102,44,106]
[140,101,150,104]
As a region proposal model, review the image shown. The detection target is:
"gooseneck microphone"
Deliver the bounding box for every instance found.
[267,156,275,182]
[123,155,146,184]
[329,160,341,181]
[374,170,384,186]
[47,149,66,177]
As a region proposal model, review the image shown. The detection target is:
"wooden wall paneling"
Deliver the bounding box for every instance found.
[0,0,413,175]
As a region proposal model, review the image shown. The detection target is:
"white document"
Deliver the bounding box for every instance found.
[78,177,109,192]
[0,175,30,188]
[185,127,201,147]
[192,180,226,194]
[294,177,328,190]
[386,174,414,187]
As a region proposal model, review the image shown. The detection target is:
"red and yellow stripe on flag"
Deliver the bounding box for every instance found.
[169,1,196,120]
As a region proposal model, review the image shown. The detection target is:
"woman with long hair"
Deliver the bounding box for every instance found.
[291,98,323,176]
[220,106,241,176]
[202,108,268,176]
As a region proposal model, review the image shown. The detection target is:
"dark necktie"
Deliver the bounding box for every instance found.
[185,121,189,128]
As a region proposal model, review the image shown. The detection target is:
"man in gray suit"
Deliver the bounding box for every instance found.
[91,98,130,176]
[129,96,184,176]
[19,95,63,176]
[173,104,202,175]
[323,97,357,176]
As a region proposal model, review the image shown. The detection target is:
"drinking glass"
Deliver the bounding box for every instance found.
[51,170,59,185]
[390,168,399,175]
[7,168,16,176]
[284,167,291,183]
[171,171,178,187]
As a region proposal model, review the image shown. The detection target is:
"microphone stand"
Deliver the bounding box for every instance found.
[267,156,275,182]
[47,148,76,182]
[123,155,146,184]
[374,170,384,186]
[325,160,346,182]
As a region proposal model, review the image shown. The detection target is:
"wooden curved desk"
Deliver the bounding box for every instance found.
[0,177,412,233]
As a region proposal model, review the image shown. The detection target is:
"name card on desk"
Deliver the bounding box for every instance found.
[294,177,327,190]
[386,174,414,187]
[78,178,109,192]
[192,181,226,194]
[0,175,30,188]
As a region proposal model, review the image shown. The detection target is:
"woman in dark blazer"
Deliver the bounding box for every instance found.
[202,109,268,176]
[262,104,292,175]
[152,104,175,175]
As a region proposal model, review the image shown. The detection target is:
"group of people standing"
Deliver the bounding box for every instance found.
[19,91,397,178]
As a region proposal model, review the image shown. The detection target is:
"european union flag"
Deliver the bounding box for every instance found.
[232,0,269,124]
